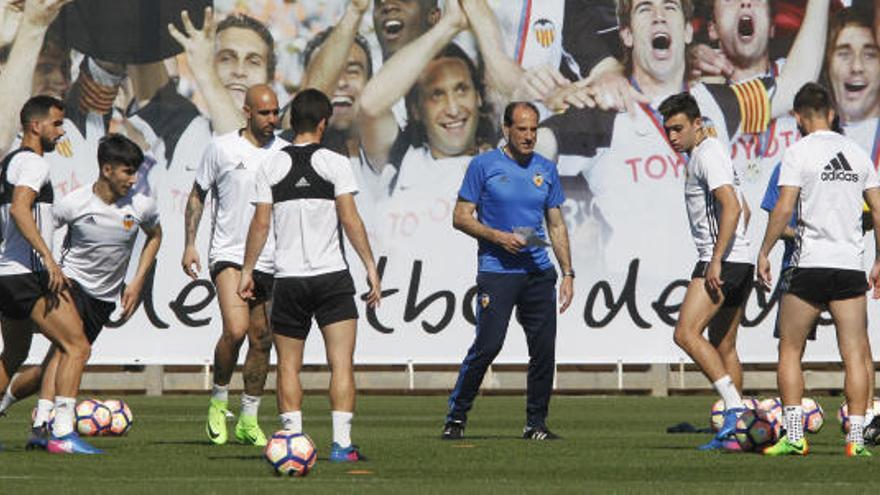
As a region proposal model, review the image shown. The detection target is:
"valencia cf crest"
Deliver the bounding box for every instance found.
[480,293,490,309]
[56,138,73,158]
[122,214,135,231]
[533,18,556,48]
[533,172,544,188]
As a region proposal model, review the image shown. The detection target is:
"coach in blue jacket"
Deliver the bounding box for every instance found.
[442,101,575,441]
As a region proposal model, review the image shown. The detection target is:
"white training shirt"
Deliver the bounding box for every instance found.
[195,131,288,274]
[0,150,54,275]
[779,130,880,270]
[685,137,752,263]
[253,143,358,277]
[55,186,159,302]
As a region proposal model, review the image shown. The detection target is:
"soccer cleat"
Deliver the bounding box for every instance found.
[763,437,809,456]
[47,432,103,454]
[25,425,49,450]
[863,416,880,445]
[522,425,561,440]
[329,442,366,462]
[441,420,465,440]
[234,415,267,446]
[698,407,744,450]
[845,442,873,457]
[206,398,230,445]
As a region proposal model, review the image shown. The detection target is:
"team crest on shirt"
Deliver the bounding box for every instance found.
[480,293,490,309]
[533,19,555,48]
[533,172,544,188]
[122,214,136,231]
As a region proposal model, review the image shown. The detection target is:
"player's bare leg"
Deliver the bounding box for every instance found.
[233,298,272,446]
[708,304,745,392]
[0,318,34,395]
[207,268,252,445]
[321,318,363,462]
[274,332,305,433]
[830,295,872,456]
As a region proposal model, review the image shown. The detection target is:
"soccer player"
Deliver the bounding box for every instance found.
[0,95,96,454]
[658,92,754,450]
[239,88,381,462]
[759,82,880,457]
[443,102,574,441]
[182,84,288,447]
[11,134,160,452]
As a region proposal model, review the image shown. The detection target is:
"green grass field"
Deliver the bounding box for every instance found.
[0,394,877,494]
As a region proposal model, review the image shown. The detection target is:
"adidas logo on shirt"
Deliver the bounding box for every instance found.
[85,216,97,224]
[295,177,311,188]
[235,162,246,170]
[821,152,859,182]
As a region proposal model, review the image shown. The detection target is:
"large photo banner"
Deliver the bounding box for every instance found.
[4,0,880,364]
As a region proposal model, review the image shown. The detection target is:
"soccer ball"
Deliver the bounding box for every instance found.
[759,397,783,423]
[838,401,850,433]
[710,399,725,432]
[802,397,824,434]
[264,431,317,477]
[102,399,133,436]
[743,397,760,411]
[76,399,112,436]
[734,409,777,451]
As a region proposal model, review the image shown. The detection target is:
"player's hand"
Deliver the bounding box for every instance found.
[704,259,724,297]
[44,258,69,294]
[558,274,573,314]
[757,253,773,291]
[0,1,25,47]
[494,231,526,255]
[237,270,255,301]
[365,266,381,308]
[120,279,144,321]
[512,65,570,103]
[869,260,880,299]
[22,0,71,29]
[581,69,650,115]
[168,7,216,74]
[181,245,201,280]
[687,43,735,81]
[349,0,369,14]
[441,0,469,33]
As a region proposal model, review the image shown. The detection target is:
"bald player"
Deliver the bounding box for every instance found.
[182,84,289,447]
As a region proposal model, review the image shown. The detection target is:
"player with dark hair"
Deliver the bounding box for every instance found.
[239,88,380,462]
[658,91,754,450]
[182,84,288,447]
[443,101,573,441]
[373,0,440,59]
[759,83,880,457]
[0,134,161,452]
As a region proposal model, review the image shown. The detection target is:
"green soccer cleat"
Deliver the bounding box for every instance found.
[234,415,267,446]
[206,399,230,445]
[763,437,809,456]
[845,442,873,457]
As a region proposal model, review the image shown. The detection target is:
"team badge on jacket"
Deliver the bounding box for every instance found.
[533,18,555,48]
[533,172,544,187]
[122,214,136,231]
[480,293,490,309]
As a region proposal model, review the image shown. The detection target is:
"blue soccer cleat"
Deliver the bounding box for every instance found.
[47,432,103,455]
[25,425,49,450]
[329,442,366,462]
[698,407,745,451]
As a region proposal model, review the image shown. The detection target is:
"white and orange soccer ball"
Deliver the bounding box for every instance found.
[734,409,778,451]
[264,431,317,477]
[102,399,134,436]
[837,398,879,433]
[801,397,824,434]
[711,397,759,432]
[75,399,112,436]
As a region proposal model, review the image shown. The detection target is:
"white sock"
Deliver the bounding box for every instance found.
[784,405,804,442]
[848,415,865,446]
[211,384,229,403]
[0,387,17,415]
[33,399,54,428]
[712,375,744,409]
[52,396,76,438]
[280,411,302,433]
[240,394,261,418]
[332,411,353,448]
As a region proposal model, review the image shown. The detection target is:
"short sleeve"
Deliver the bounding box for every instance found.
[140,196,160,228]
[324,150,358,197]
[458,155,484,204]
[704,78,774,138]
[53,194,76,229]
[777,147,801,187]
[194,142,217,191]
[252,159,274,205]
[545,162,566,209]
[864,157,880,190]
[10,154,50,193]
[703,144,735,192]
[760,163,782,213]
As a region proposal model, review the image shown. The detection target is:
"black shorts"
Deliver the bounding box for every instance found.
[780,267,868,306]
[271,270,358,339]
[210,261,274,303]
[69,281,116,344]
[0,272,49,319]
[691,261,755,307]
[773,267,818,341]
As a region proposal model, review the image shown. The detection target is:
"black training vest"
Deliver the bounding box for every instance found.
[0,147,54,206]
[271,144,335,203]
